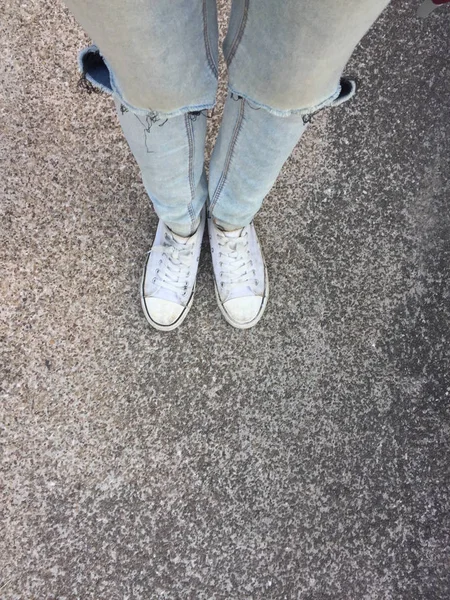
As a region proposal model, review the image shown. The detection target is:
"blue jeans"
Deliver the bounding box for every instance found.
[65,0,390,236]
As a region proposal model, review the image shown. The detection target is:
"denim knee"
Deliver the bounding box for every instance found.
[78,45,217,119]
[226,77,357,120]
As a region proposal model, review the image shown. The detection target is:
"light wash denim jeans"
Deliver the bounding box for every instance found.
[65,0,390,236]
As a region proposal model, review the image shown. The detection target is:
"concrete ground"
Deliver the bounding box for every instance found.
[1,1,449,598]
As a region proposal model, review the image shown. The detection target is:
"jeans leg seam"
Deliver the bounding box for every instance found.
[210,98,246,212]
[203,0,218,79]
[184,114,196,232]
[226,0,249,68]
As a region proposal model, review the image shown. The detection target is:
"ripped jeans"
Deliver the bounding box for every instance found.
[65,0,390,236]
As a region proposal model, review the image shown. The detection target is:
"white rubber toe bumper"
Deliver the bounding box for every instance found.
[223,296,264,325]
[144,298,184,327]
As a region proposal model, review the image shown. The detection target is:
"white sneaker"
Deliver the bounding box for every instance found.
[208,214,269,329]
[141,209,205,331]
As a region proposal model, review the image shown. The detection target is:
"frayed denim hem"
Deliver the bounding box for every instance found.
[77,45,216,119]
[227,77,357,118]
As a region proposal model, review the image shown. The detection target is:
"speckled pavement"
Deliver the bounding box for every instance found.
[1,1,449,598]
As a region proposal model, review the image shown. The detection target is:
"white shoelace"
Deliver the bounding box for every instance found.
[217,229,257,295]
[150,232,194,297]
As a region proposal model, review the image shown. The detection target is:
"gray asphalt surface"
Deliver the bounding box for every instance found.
[1,0,449,598]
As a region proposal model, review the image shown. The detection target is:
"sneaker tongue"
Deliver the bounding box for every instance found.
[223,227,244,239]
[171,231,190,245]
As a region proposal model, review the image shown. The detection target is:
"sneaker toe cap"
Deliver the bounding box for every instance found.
[144,297,184,326]
[223,296,263,325]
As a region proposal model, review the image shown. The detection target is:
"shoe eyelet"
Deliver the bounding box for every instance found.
[152,277,156,283]
[255,280,259,285]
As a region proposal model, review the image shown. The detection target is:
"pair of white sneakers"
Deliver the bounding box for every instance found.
[140,208,269,331]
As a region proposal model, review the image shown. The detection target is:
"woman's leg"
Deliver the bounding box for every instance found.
[209,0,390,230]
[64,0,219,330]
[65,0,219,236]
[207,0,390,329]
